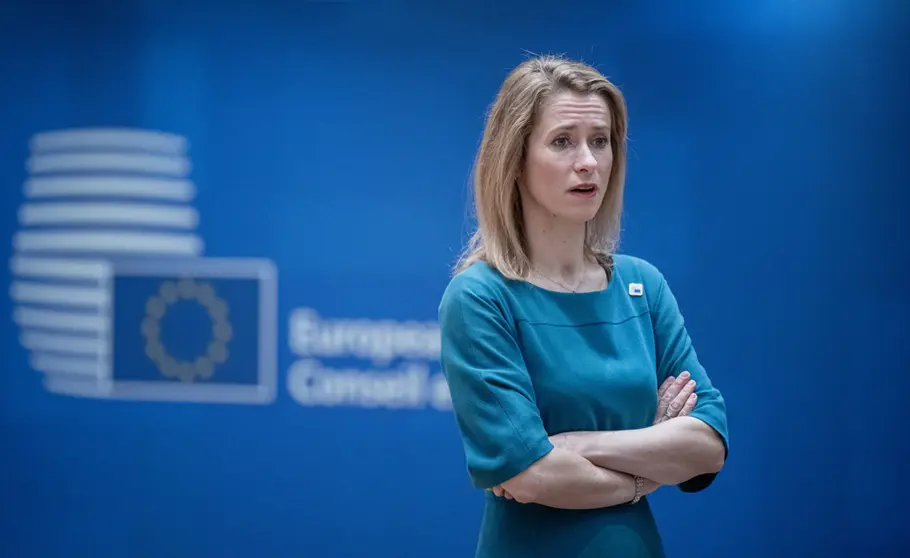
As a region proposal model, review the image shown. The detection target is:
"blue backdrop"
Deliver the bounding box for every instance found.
[1,1,908,556]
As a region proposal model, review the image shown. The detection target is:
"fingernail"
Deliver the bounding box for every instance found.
[680,371,690,379]
[687,380,695,388]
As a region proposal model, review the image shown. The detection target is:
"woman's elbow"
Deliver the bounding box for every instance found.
[698,431,727,476]
[707,426,728,473]
[682,417,727,473]
[711,441,727,473]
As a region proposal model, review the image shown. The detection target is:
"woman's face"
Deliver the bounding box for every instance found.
[520,90,613,225]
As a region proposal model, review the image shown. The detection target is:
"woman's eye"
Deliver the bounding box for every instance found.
[592,136,610,149]
[552,136,570,148]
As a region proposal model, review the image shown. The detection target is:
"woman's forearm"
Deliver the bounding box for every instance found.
[560,417,726,486]
[498,447,642,509]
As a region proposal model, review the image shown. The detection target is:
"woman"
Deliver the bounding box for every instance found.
[437,55,729,557]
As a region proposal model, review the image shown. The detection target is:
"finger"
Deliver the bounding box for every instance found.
[667,379,697,418]
[674,371,691,390]
[678,393,698,417]
[667,372,690,401]
[657,376,675,400]
[657,376,676,414]
[656,372,687,419]
[493,486,504,498]
[655,376,676,416]
[504,490,514,500]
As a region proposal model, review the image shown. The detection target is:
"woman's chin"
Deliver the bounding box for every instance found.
[556,207,600,225]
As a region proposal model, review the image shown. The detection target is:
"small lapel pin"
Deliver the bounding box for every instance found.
[628,283,643,297]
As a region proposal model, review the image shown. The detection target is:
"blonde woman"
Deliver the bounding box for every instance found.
[438,55,729,558]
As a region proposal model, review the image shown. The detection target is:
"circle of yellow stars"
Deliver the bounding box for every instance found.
[141,278,233,383]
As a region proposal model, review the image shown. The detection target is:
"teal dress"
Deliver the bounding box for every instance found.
[438,254,729,558]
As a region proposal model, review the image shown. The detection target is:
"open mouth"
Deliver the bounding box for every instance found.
[569,185,597,197]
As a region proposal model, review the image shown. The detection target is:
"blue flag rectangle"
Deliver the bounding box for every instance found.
[106,258,277,404]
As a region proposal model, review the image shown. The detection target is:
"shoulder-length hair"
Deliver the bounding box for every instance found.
[455,55,629,280]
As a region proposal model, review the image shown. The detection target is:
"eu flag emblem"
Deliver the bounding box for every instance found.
[107,258,277,404]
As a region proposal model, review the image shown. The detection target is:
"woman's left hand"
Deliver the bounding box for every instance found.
[654,372,698,424]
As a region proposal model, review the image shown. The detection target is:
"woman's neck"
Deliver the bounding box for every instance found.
[523,209,589,280]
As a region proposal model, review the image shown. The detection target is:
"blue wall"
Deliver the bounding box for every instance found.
[0,1,907,556]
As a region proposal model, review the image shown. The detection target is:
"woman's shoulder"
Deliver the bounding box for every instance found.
[440,261,511,305]
[612,253,666,286]
[437,261,519,327]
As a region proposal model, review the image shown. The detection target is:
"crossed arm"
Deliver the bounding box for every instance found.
[493,373,727,509]
[439,267,729,512]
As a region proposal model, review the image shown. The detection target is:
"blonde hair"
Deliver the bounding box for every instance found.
[454,55,629,280]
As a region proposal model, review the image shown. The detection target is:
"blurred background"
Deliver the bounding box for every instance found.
[0,0,908,556]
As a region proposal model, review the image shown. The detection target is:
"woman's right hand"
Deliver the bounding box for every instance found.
[653,371,698,425]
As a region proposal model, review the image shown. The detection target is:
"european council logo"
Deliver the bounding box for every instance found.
[10,127,278,405]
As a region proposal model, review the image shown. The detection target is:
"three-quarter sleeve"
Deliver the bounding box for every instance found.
[648,267,730,492]
[438,274,554,489]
